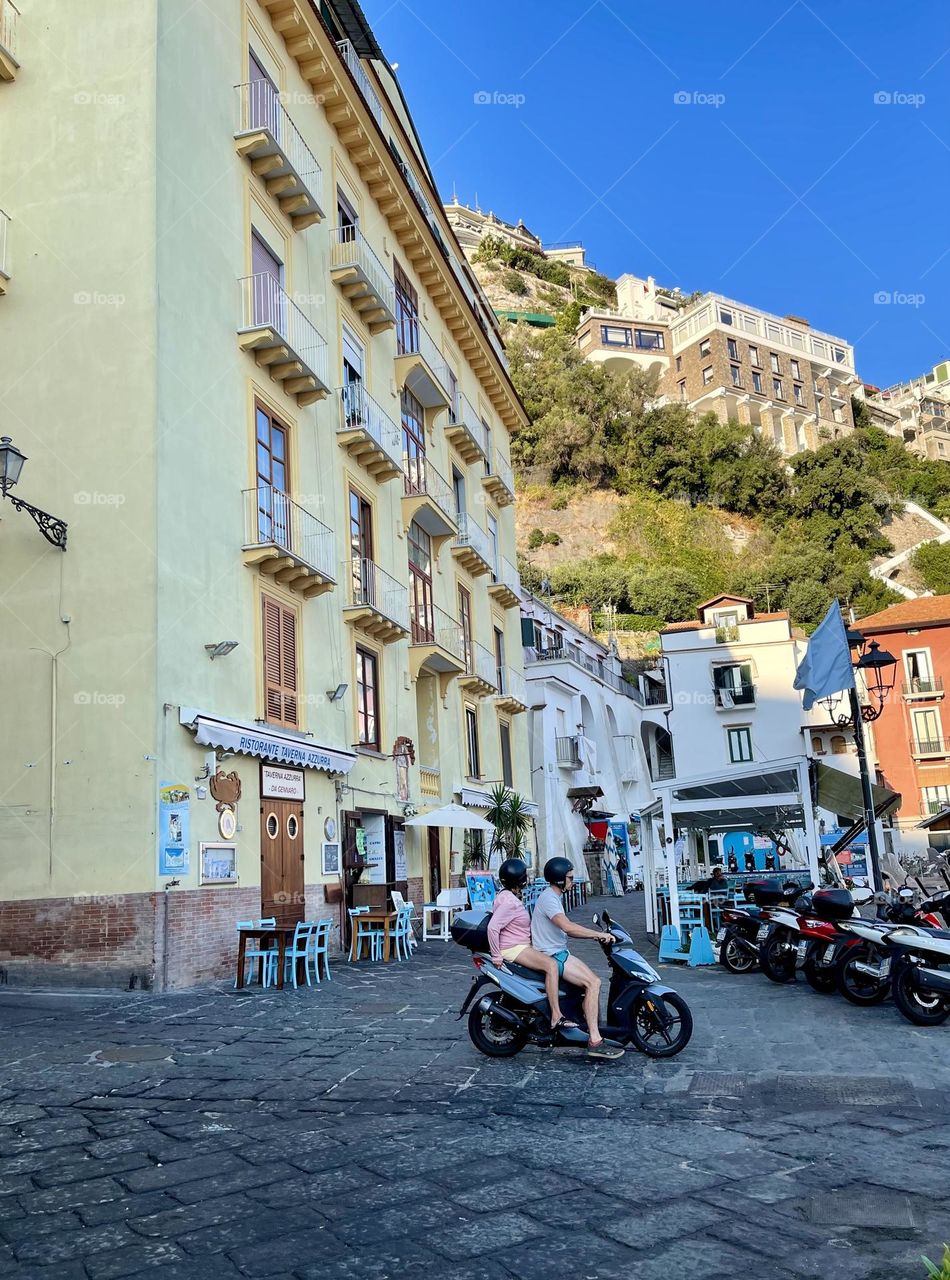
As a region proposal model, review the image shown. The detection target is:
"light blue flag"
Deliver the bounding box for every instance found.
[793,600,855,711]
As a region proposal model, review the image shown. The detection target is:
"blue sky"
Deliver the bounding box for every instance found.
[364,0,950,387]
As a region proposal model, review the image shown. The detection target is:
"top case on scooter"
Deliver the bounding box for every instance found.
[450,910,491,951]
[811,889,854,921]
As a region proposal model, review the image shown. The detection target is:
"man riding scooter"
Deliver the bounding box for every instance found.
[531,857,625,1059]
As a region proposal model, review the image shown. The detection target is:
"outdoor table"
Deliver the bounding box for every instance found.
[235,926,301,990]
[349,909,397,963]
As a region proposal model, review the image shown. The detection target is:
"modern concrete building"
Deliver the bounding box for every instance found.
[519,594,653,882]
[443,197,544,258]
[0,0,528,987]
[862,362,950,461]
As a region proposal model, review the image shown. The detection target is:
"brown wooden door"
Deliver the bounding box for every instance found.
[261,798,304,928]
[427,828,442,899]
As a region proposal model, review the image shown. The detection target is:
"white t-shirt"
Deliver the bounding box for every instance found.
[531,887,568,955]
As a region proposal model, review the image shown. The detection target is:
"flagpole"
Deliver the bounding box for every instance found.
[849,685,882,893]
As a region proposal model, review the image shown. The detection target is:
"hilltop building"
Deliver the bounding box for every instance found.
[862,361,950,461]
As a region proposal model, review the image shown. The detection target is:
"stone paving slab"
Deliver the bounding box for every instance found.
[1,892,949,1277]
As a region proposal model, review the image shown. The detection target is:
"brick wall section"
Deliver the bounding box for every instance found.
[160,886,260,990]
[0,893,158,988]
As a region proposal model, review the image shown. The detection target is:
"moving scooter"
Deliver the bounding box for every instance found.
[453,908,693,1059]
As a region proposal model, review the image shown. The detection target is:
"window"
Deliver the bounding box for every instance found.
[713,663,754,706]
[254,403,290,545]
[341,326,365,426]
[487,511,499,579]
[914,709,942,753]
[702,366,713,386]
[833,346,846,364]
[675,355,682,372]
[262,595,298,728]
[773,378,784,399]
[727,726,753,763]
[601,325,632,347]
[905,649,934,691]
[394,260,419,355]
[447,367,459,423]
[635,329,664,350]
[494,625,506,692]
[749,345,760,366]
[790,359,801,380]
[727,337,738,360]
[793,383,804,404]
[408,520,433,643]
[482,418,493,477]
[830,735,848,755]
[337,187,358,235]
[770,352,780,373]
[458,585,473,669]
[349,487,373,604]
[678,380,687,401]
[752,371,763,394]
[355,646,380,750]
[465,705,481,779]
[811,734,825,756]
[452,466,466,518]
[401,388,426,492]
[923,785,950,815]
[248,51,278,132]
[250,232,283,328]
[499,721,513,788]
[730,364,742,387]
[699,338,711,358]
[719,307,734,326]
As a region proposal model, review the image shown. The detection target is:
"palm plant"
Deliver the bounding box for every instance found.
[485,785,533,868]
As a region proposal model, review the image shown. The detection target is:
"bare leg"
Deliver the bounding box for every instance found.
[511,946,567,1027]
[562,956,603,1043]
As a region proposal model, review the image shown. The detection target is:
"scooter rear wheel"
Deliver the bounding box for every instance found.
[759,931,796,983]
[802,948,837,994]
[835,944,889,1006]
[467,1002,529,1057]
[720,931,757,974]
[629,991,693,1058]
[891,964,950,1027]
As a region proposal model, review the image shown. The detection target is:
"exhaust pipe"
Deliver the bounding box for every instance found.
[852,960,886,979]
[477,995,525,1028]
[916,966,950,996]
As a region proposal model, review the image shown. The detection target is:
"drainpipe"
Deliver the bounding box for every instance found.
[32,611,71,880]
[161,879,181,991]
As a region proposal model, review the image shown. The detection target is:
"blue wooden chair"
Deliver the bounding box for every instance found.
[235,919,278,988]
[348,906,383,961]
[308,918,333,983]
[390,905,414,961]
[676,892,706,950]
[276,921,315,989]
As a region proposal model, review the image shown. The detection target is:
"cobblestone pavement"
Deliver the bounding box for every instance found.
[2,893,950,1280]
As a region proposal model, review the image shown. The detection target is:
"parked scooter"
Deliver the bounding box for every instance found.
[834,885,950,1005]
[453,907,693,1058]
[758,886,874,986]
[718,879,812,975]
[882,923,950,1025]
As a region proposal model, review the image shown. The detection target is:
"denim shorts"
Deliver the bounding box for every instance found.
[551,949,570,977]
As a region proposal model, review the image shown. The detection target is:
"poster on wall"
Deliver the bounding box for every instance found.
[393,827,406,881]
[362,814,387,884]
[159,782,190,876]
[200,842,237,885]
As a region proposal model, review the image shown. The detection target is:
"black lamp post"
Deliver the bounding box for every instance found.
[0,436,68,549]
[820,633,897,890]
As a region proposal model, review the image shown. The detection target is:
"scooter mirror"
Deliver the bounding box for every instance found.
[899,887,915,901]
[852,888,875,906]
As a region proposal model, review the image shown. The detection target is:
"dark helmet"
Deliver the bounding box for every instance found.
[498,858,528,891]
[544,856,574,888]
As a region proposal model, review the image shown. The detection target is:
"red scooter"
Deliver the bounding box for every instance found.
[758,887,874,989]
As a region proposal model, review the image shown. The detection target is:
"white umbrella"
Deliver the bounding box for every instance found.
[404,802,494,831]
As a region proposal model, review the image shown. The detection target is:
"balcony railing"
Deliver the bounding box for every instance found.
[345,557,410,632]
[556,735,582,768]
[902,677,944,699]
[0,0,18,66]
[643,680,670,707]
[464,638,498,691]
[713,682,756,708]
[410,601,465,660]
[484,445,515,502]
[0,208,9,283]
[396,314,452,400]
[329,226,396,325]
[419,765,440,799]
[242,485,336,585]
[234,81,324,221]
[454,512,493,567]
[403,453,456,526]
[447,391,490,462]
[336,39,383,126]
[237,273,329,391]
[338,383,402,471]
[910,736,950,759]
[487,555,521,607]
[496,664,527,706]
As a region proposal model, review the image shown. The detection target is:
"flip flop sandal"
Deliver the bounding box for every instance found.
[551,1017,578,1033]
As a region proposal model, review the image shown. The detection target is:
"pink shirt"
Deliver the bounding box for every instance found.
[487,889,531,963]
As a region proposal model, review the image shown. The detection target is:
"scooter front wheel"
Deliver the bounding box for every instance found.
[720,931,757,974]
[891,965,950,1027]
[802,945,838,993]
[835,944,889,1006]
[467,1001,529,1057]
[629,991,693,1058]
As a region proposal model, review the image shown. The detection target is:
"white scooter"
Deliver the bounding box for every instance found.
[883,923,950,1025]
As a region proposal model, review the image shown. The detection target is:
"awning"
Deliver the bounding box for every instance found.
[567,786,604,800]
[918,806,950,830]
[641,759,808,832]
[459,785,539,817]
[179,707,357,775]
[812,761,900,822]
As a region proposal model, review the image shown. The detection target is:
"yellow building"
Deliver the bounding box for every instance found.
[0,0,528,987]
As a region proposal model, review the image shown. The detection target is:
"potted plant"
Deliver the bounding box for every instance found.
[485,784,533,869]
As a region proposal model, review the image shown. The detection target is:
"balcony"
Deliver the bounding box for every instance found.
[0,208,8,294]
[342,557,410,644]
[402,454,457,543]
[336,384,402,482]
[336,39,383,127]
[902,677,944,700]
[419,765,441,800]
[237,274,330,407]
[643,678,670,708]
[481,446,515,506]
[446,393,489,465]
[234,82,324,231]
[329,227,396,334]
[409,603,466,694]
[494,665,528,715]
[487,556,521,610]
[452,512,494,577]
[909,736,950,760]
[241,486,336,599]
[395,317,452,410]
[459,639,498,697]
[556,735,582,769]
[713,682,756,709]
[0,0,18,80]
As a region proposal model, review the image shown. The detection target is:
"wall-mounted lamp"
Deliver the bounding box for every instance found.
[326,683,347,702]
[0,436,69,549]
[205,641,239,660]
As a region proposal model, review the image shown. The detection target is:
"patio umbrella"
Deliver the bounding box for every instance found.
[404,803,494,831]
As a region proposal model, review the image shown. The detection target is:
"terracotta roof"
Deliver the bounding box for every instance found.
[857,595,950,632]
[661,611,789,635]
[696,594,753,610]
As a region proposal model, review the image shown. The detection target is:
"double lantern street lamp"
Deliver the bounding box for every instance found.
[0,436,68,550]
[819,630,898,891]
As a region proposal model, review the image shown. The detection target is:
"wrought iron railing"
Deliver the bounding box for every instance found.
[486,445,515,497]
[450,392,490,455]
[497,665,527,705]
[242,486,335,580]
[234,81,323,208]
[555,735,581,767]
[902,677,944,698]
[395,313,452,398]
[336,39,383,125]
[492,555,521,594]
[329,225,395,315]
[345,557,410,630]
[712,681,756,708]
[238,273,329,389]
[910,736,950,758]
[465,638,497,690]
[338,383,401,468]
[0,0,18,60]
[403,452,456,525]
[454,512,493,566]
[410,600,465,661]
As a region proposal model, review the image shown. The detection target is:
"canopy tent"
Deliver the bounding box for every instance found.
[404,803,494,831]
[812,760,900,823]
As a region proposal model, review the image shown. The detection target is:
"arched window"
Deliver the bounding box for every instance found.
[811,735,825,756]
[831,735,847,755]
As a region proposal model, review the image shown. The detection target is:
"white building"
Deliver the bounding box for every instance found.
[862,361,950,461]
[520,594,654,884]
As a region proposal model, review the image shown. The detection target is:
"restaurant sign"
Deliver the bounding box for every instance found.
[261,765,305,801]
[182,710,357,775]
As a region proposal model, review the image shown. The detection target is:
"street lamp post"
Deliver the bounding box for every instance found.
[821,635,897,891]
[0,436,68,549]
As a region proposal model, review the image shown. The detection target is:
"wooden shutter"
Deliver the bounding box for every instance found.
[263,595,298,727]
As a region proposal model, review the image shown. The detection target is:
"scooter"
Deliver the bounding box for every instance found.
[882,923,950,1025]
[834,886,950,1006]
[758,886,874,986]
[717,879,811,974]
[453,907,693,1059]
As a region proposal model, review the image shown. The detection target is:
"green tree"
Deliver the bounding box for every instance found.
[784,438,892,554]
[913,541,950,594]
